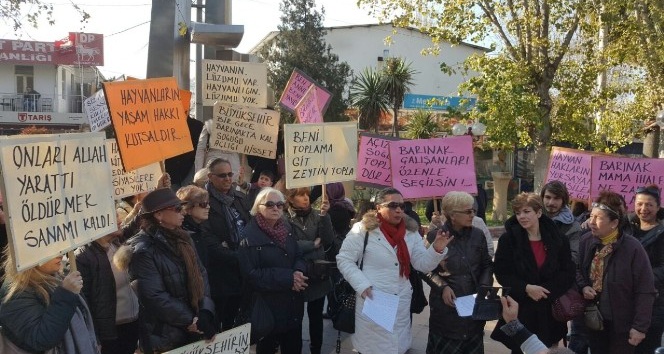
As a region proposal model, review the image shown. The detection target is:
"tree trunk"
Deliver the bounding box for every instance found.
[533,78,554,191]
[643,126,660,158]
[532,144,551,192]
[392,105,399,137]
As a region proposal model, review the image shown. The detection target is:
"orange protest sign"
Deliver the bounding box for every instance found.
[180,89,192,115]
[103,77,193,171]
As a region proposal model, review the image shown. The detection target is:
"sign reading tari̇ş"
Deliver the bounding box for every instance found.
[545,147,595,200]
[103,77,193,172]
[0,132,117,272]
[389,135,477,199]
[279,68,332,115]
[356,133,398,188]
[0,33,104,66]
[107,140,161,199]
[84,90,111,132]
[284,122,357,189]
[210,103,280,159]
[202,59,268,107]
[164,324,250,354]
[294,85,323,124]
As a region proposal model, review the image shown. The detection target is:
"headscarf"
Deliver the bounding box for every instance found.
[377,213,410,278]
[255,213,289,247]
[326,183,356,214]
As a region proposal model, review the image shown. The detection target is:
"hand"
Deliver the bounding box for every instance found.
[157,173,171,189]
[187,317,202,334]
[319,200,330,216]
[237,166,245,185]
[500,296,519,323]
[292,271,308,292]
[628,328,646,346]
[62,271,83,294]
[431,229,454,254]
[314,238,321,249]
[442,286,456,307]
[582,286,597,300]
[361,287,373,300]
[525,284,550,301]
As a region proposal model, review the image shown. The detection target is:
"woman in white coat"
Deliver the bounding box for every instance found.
[336,187,453,354]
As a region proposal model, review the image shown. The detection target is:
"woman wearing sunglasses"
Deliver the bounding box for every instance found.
[237,187,307,354]
[336,187,453,354]
[491,192,575,353]
[115,188,216,353]
[177,185,211,271]
[576,190,655,354]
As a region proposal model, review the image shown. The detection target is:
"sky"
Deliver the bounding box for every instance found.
[0,0,379,79]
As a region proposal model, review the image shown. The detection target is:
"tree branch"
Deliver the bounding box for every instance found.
[507,0,528,59]
[478,0,520,59]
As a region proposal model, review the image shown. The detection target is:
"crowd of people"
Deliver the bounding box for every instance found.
[0,144,663,354]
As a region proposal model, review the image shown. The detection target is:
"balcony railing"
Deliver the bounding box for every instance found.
[0,92,86,113]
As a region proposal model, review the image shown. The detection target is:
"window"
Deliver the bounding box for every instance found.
[15,65,34,93]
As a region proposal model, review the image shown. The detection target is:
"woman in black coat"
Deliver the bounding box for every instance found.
[491,192,575,353]
[238,187,307,354]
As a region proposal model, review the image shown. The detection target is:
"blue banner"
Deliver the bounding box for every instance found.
[403,94,476,111]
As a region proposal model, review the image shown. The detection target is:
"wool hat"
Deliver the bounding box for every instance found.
[141,188,184,213]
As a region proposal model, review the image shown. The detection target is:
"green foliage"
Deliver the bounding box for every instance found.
[259,0,352,123]
[404,109,438,139]
[349,67,390,132]
[382,58,416,136]
[0,0,89,30]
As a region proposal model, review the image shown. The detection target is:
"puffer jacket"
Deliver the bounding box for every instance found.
[628,213,664,308]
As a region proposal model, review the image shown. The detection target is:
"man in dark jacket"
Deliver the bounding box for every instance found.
[541,181,583,264]
[202,157,251,331]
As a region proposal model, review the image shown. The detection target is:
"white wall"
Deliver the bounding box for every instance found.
[0,64,57,97]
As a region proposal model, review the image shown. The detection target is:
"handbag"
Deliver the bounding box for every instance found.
[409,266,428,314]
[552,287,587,322]
[235,292,275,344]
[472,286,509,321]
[584,302,604,331]
[329,231,369,334]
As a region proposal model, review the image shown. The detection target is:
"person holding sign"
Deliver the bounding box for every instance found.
[115,188,216,353]
[0,252,100,353]
[194,120,242,178]
[336,187,453,354]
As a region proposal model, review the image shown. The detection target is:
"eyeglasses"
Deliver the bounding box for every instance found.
[591,202,618,216]
[636,186,660,198]
[164,205,184,213]
[261,201,285,209]
[212,172,234,179]
[191,202,209,208]
[380,202,406,210]
[453,209,476,215]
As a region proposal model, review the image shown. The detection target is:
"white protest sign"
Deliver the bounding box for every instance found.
[0,132,117,271]
[107,140,161,199]
[284,122,357,189]
[210,103,280,159]
[164,323,250,354]
[203,59,268,108]
[83,90,111,132]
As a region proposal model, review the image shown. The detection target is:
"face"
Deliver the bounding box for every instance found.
[542,191,564,216]
[515,206,542,232]
[449,204,475,229]
[635,194,658,224]
[377,193,405,225]
[290,193,310,209]
[259,193,285,222]
[588,208,619,238]
[188,200,210,223]
[154,205,185,229]
[37,256,63,275]
[257,175,273,188]
[208,162,233,193]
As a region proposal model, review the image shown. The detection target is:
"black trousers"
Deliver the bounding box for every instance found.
[305,297,325,354]
[100,320,139,354]
[214,294,243,331]
[257,324,303,354]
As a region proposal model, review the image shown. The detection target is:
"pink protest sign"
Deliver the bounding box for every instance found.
[590,156,664,210]
[356,133,398,188]
[389,135,477,199]
[294,85,323,124]
[545,147,594,200]
[279,69,332,115]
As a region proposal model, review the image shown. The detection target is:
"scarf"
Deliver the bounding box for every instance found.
[62,295,100,354]
[590,229,619,292]
[291,205,313,218]
[255,213,289,247]
[377,213,410,278]
[551,206,575,225]
[207,182,244,243]
[159,226,205,312]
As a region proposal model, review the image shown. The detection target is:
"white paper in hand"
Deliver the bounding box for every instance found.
[361,289,399,332]
[454,294,477,317]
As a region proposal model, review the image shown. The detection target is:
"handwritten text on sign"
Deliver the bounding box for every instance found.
[545,147,594,200]
[203,59,268,108]
[0,132,117,271]
[389,135,477,199]
[356,134,395,187]
[103,77,193,172]
[295,85,323,124]
[590,156,664,210]
[164,323,250,354]
[279,68,332,115]
[107,140,161,199]
[83,90,111,132]
[210,103,280,159]
[284,122,357,189]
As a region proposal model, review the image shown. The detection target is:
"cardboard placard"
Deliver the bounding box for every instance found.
[0,132,117,271]
[284,122,357,189]
[210,103,280,159]
[180,89,192,115]
[294,85,323,124]
[83,90,111,132]
[202,59,268,108]
[389,135,477,199]
[164,323,250,354]
[545,147,594,200]
[103,77,193,172]
[590,156,664,210]
[279,68,332,115]
[356,133,399,188]
[107,140,161,199]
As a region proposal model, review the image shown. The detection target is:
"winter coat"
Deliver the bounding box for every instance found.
[576,230,656,334]
[287,208,334,301]
[629,213,664,308]
[491,214,575,350]
[336,212,447,354]
[121,227,215,353]
[237,218,306,334]
[423,222,493,340]
[554,219,583,265]
[182,215,209,272]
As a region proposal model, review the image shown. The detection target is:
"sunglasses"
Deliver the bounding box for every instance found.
[380,202,406,210]
[164,205,184,213]
[191,202,209,208]
[453,209,476,215]
[212,172,234,179]
[591,202,618,216]
[261,201,285,209]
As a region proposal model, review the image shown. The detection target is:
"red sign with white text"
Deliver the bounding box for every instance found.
[0,32,104,66]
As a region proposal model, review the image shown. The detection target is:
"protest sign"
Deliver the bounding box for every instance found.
[180,89,192,114]
[83,90,111,132]
[356,133,399,188]
[294,85,323,124]
[103,77,193,172]
[210,103,280,159]
[545,147,595,200]
[590,155,664,210]
[0,132,117,271]
[202,59,268,108]
[284,122,357,189]
[389,135,477,199]
[279,68,332,115]
[164,323,250,354]
[107,140,161,199]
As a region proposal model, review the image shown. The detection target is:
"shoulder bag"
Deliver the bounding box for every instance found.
[330,231,369,334]
[552,287,587,322]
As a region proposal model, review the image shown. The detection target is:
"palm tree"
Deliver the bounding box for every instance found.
[383,58,416,137]
[405,109,439,139]
[349,67,390,133]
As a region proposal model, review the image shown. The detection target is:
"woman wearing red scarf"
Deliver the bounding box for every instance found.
[337,188,453,354]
